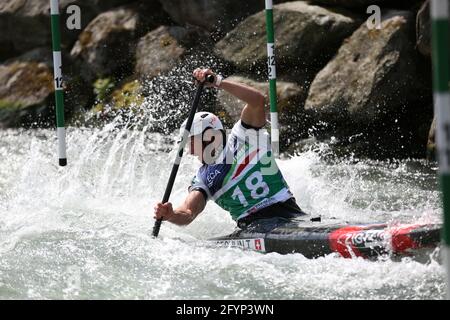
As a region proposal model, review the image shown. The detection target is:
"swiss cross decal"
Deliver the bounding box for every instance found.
[255,239,261,251]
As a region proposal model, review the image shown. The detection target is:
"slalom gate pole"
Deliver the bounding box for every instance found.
[50,0,67,166]
[265,0,279,157]
[431,0,450,299]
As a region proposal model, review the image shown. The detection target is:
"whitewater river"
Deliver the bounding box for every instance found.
[0,120,446,299]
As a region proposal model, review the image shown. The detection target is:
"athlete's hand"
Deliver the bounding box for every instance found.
[193,68,221,88]
[154,202,175,221]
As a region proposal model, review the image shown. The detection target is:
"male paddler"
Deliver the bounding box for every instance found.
[154,68,306,232]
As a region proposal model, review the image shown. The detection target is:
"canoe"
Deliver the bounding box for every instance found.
[209,219,441,259]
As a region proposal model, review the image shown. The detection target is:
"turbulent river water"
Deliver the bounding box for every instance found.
[0,120,445,299]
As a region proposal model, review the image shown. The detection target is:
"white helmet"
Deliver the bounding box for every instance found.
[180,112,224,138]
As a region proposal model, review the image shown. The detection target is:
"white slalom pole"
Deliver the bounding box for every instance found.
[430,0,450,299]
[265,0,279,157]
[50,0,67,166]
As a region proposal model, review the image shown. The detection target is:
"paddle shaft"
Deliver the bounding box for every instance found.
[152,76,214,238]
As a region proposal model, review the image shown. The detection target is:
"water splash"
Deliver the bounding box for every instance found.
[0,64,445,299]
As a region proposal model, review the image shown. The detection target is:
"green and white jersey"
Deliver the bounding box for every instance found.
[189,121,293,221]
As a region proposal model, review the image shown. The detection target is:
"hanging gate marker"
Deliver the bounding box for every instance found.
[265,0,279,157]
[431,0,450,299]
[50,0,67,166]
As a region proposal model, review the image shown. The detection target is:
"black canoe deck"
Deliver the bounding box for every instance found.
[209,220,442,259]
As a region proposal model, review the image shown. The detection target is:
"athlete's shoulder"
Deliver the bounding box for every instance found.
[230,120,262,139]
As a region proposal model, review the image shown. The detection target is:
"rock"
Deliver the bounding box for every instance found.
[416,0,450,58]
[70,2,167,81]
[0,0,134,60]
[0,61,53,106]
[304,11,433,158]
[157,0,290,36]
[0,61,54,127]
[416,0,431,57]
[214,1,362,78]
[310,0,384,7]
[135,26,210,80]
[4,47,54,68]
[309,0,420,9]
[305,11,429,123]
[90,79,143,117]
[4,46,78,73]
[0,47,93,128]
[5,46,86,86]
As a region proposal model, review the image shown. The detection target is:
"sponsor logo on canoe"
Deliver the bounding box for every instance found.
[340,229,387,248]
[214,238,266,252]
[330,227,387,258]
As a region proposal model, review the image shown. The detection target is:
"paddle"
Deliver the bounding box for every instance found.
[152,74,215,238]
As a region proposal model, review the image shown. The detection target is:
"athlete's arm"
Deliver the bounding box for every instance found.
[153,190,206,226]
[193,68,266,128]
[221,79,266,128]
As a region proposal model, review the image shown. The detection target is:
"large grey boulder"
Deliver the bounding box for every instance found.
[4,47,55,68]
[416,0,450,58]
[309,0,419,9]
[0,61,54,127]
[305,11,429,124]
[70,2,167,81]
[214,1,362,78]
[0,0,134,61]
[135,26,210,80]
[0,48,92,128]
[157,0,290,36]
[416,0,431,57]
[304,10,432,158]
[310,0,385,8]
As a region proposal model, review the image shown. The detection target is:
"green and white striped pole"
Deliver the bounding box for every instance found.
[431,0,450,299]
[265,0,279,157]
[50,0,67,166]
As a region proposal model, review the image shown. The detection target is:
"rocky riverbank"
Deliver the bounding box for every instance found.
[0,0,443,159]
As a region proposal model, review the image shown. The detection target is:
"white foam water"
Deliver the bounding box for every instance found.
[0,123,445,299]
